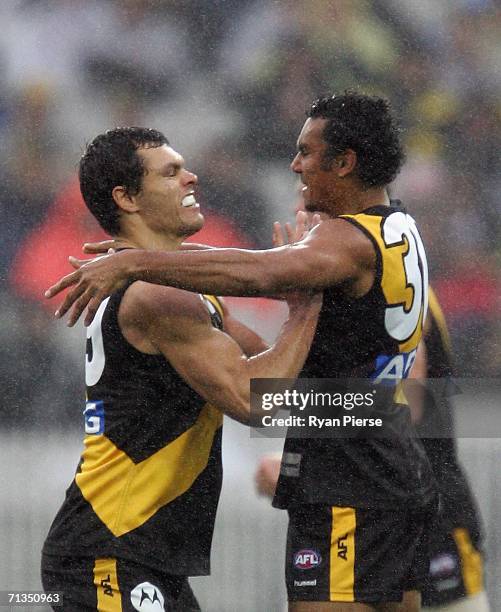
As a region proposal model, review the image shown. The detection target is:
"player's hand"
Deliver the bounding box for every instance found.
[272,211,322,307]
[272,211,321,247]
[45,250,136,327]
[255,453,282,499]
[273,211,322,311]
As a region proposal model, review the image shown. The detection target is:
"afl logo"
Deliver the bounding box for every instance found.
[294,549,322,570]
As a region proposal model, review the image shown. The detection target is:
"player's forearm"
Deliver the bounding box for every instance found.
[218,300,320,424]
[126,247,307,297]
[224,316,269,357]
[245,303,318,379]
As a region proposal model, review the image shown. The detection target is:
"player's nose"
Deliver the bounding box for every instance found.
[290,154,301,174]
[184,169,198,185]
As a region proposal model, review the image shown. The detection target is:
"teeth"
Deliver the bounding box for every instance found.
[182,194,196,207]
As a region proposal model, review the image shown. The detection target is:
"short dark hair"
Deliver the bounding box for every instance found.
[79,127,169,234]
[308,92,405,187]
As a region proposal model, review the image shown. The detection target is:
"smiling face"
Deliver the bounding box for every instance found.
[290,117,346,216]
[133,144,204,239]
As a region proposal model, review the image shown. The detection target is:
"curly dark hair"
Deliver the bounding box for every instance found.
[79,127,169,234]
[308,92,405,187]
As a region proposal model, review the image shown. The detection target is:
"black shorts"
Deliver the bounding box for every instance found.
[285,504,432,604]
[421,526,485,607]
[41,554,200,611]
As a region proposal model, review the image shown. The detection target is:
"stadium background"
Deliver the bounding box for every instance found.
[0,0,499,610]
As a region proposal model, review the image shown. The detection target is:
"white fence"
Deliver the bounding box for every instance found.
[1,418,500,611]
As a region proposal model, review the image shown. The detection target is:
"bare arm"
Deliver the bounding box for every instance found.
[126,218,367,294]
[120,283,321,424]
[47,218,373,326]
[220,307,269,356]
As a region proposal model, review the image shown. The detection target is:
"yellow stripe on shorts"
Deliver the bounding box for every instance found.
[94,558,122,611]
[452,528,484,596]
[330,506,356,602]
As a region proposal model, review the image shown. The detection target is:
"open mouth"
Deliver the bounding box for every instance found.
[181,193,197,208]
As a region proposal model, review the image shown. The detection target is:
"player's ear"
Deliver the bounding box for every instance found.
[337,149,357,178]
[112,186,140,213]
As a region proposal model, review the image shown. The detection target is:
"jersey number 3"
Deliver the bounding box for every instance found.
[382,212,428,342]
[85,298,110,386]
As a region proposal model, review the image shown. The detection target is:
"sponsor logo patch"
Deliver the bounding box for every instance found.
[84,400,105,435]
[436,577,461,592]
[294,580,317,587]
[294,549,322,570]
[130,582,165,611]
[429,553,458,577]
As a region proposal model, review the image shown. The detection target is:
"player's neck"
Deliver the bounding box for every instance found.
[335,186,389,216]
[113,228,185,252]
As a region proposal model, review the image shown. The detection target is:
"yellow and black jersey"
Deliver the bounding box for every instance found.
[43,284,224,576]
[274,202,436,510]
[417,289,483,539]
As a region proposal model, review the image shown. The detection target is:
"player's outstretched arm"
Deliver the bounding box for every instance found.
[46,216,372,327]
[119,283,321,425]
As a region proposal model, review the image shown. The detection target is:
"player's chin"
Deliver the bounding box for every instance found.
[304,200,320,214]
[181,212,205,235]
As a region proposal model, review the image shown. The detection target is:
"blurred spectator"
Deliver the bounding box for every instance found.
[193,138,272,246]
[0,84,67,283]
[81,0,191,102]
[0,290,82,430]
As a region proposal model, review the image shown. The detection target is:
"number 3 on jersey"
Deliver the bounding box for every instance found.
[381,212,428,344]
[85,298,110,386]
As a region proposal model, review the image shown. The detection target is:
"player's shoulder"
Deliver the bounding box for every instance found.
[307,216,377,268]
[120,281,209,331]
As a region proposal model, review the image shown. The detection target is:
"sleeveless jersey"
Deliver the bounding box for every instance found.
[273,202,437,510]
[43,286,224,576]
[416,288,482,538]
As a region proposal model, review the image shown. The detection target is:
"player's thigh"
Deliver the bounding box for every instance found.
[426,590,490,612]
[376,590,421,612]
[289,601,375,611]
[288,590,421,612]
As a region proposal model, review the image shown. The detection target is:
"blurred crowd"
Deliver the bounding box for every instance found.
[0,0,499,429]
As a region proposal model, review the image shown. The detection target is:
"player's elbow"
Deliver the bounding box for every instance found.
[213,382,252,425]
[228,389,252,425]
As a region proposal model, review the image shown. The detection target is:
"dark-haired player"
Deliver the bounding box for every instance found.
[41,127,320,611]
[47,93,437,610]
[255,288,490,612]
